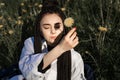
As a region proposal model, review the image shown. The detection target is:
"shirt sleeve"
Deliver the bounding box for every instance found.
[19,38,46,80]
[38,59,51,73]
[71,50,86,80]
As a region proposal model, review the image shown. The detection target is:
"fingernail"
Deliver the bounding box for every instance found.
[74,27,76,30]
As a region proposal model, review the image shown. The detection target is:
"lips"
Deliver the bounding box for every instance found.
[50,36,56,39]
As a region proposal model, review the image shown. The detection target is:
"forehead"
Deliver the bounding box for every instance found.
[40,13,62,24]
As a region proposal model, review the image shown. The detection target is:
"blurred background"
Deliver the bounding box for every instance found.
[0,0,120,80]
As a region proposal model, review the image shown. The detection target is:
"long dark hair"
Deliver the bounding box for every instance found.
[34,0,71,80]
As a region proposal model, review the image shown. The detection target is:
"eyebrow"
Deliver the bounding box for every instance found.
[55,22,61,25]
[42,23,51,26]
[42,22,61,26]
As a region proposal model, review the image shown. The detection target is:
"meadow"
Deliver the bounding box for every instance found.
[0,0,120,80]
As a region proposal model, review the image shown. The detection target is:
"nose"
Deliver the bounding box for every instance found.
[51,27,56,34]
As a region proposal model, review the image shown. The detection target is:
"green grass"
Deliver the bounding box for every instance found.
[0,0,120,80]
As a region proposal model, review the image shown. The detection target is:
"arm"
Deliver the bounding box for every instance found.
[19,28,78,80]
[42,45,64,69]
[42,27,79,69]
[19,38,46,80]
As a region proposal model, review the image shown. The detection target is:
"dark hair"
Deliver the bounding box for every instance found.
[34,0,71,80]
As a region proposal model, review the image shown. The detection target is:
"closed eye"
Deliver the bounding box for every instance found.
[44,26,49,29]
[43,24,50,29]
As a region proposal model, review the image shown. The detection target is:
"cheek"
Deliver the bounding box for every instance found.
[59,26,64,33]
[40,28,49,38]
[42,30,49,38]
[56,28,64,36]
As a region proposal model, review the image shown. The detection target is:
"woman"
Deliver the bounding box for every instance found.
[18,0,86,80]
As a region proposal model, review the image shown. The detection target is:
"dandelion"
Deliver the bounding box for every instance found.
[64,17,74,27]
[8,30,14,34]
[0,16,3,19]
[98,26,108,32]
[38,4,42,8]
[22,9,27,13]
[61,7,66,11]
[0,3,5,6]
[16,20,23,25]
[34,3,38,6]
[0,25,3,29]
[21,3,24,6]
[85,51,89,54]
[18,16,22,19]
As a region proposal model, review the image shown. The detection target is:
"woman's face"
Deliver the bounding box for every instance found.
[40,13,64,45]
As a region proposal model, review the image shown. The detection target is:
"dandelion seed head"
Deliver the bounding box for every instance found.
[64,17,74,27]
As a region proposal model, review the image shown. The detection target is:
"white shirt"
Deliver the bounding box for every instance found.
[18,37,86,80]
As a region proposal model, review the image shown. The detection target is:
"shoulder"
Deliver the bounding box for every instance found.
[71,49,83,64]
[23,37,34,51]
[9,75,24,80]
[24,37,34,45]
[71,49,82,60]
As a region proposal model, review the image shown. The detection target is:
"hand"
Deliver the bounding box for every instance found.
[58,27,79,52]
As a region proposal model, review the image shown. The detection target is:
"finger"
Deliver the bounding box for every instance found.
[73,41,79,48]
[73,36,79,43]
[70,32,77,40]
[66,27,76,38]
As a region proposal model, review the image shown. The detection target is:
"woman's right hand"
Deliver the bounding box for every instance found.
[58,27,79,52]
[42,28,79,69]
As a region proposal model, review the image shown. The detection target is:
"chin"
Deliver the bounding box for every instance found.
[48,41,58,47]
[47,41,54,45]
